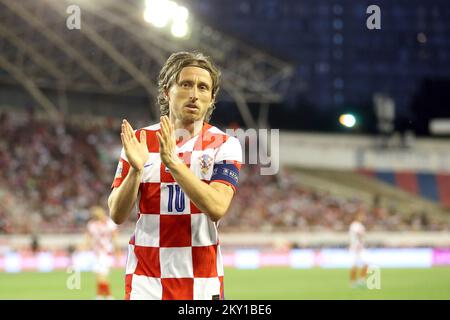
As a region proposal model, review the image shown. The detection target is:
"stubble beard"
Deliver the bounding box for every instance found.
[181,108,206,124]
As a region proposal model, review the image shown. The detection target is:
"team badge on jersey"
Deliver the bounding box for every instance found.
[199,154,213,174]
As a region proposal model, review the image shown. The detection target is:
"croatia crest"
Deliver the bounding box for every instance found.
[199,154,213,174]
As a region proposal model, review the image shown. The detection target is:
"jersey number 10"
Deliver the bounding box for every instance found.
[167,185,185,212]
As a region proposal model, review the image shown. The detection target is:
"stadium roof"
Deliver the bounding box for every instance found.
[0,0,294,127]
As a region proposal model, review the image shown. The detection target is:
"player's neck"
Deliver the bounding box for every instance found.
[173,119,204,140]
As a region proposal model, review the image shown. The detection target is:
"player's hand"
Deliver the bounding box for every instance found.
[156,116,182,168]
[120,119,149,171]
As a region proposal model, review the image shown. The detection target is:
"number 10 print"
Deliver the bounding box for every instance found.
[167,185,185,212]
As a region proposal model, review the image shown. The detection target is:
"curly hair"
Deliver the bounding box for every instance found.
[157,51,221,122]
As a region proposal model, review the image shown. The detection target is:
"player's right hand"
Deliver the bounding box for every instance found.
[121,119,149,171]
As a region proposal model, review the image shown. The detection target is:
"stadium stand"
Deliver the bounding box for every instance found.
[0,110,136,234]
[1,110,448,234]
[359,169,450,207]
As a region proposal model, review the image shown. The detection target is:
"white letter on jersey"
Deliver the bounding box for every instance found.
[66,5,81,30]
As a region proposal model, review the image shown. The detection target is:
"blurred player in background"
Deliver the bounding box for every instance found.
[349,210,368,288]
[108,51,242,300]
[84,206,120,299]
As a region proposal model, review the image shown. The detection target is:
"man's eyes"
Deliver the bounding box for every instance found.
[180,82,209,91]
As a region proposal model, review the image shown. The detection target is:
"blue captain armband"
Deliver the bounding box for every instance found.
[210,162,240,188]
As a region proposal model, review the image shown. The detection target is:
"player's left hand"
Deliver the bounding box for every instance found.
[156,116,182,168]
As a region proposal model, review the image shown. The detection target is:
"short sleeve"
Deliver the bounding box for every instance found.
[111,147,131,189]
[210,136,242,192]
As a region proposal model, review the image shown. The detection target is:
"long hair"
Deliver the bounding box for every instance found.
[157,51,221,122]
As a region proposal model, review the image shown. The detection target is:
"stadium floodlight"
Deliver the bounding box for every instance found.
[171,21,188,38]
[144,0,190,38]
[430,118,450,135]
[144,0,176,28]
[339,114,356,128]
[172,5,189,21]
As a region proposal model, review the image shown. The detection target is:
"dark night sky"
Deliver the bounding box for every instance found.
[181,0,450,135]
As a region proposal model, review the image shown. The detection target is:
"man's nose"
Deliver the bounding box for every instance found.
[189,86,198,102]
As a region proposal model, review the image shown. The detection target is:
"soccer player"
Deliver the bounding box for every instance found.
[108,52,242,300]
[349,210,368,288]
[84,205,120,299]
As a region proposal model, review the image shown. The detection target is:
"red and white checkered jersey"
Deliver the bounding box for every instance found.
[87,219,117,256]
[111,122,242,300]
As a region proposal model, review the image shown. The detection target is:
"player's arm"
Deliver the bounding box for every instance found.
[168,162,234,222]
[108,169,142,224]
[157,116,235,222]
[108,119,148,224]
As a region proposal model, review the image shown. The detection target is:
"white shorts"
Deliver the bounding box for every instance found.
[93,254,113,276]
[350,250,368,267]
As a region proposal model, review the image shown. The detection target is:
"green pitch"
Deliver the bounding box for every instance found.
[0,267,449,299]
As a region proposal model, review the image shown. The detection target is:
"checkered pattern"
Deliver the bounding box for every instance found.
[87,219,117,257]
[112,122,241,300]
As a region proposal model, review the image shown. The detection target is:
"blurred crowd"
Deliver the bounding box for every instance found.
[0,110,448,234]
[223,166,449,232]
[0,111,128,234]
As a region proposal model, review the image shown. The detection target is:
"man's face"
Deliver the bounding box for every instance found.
[166,66,214,124]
